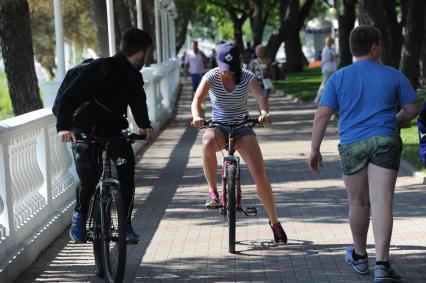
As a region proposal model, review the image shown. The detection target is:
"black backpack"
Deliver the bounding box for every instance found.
[53,58,124,130]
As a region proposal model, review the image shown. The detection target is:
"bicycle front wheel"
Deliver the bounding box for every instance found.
[226,164,237,253]
[100,186,127,283]
[89,192,104,277]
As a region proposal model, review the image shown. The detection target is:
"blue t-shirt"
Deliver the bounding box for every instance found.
[320,60,418,144]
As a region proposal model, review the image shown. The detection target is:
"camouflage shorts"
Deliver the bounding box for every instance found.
[338,135,402,176]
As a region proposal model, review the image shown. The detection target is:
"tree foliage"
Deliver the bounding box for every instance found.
[29,0,98,80]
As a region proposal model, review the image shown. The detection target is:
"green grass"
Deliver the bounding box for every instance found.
[274,67,322,101]
[275,68,426,172]
[400,89,426,171]
[0,71,13,120]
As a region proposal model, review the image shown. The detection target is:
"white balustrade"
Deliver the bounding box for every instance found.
[0,60,180,282]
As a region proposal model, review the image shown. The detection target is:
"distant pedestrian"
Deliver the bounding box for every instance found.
[314,36,337,103]
[249,44,274,98]
[184,41,208,94]
[309,25,418,282]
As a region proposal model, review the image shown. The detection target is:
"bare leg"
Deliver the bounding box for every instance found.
[368,163,397,262]
[237,135,279,224]
[343,167,370,256]
[202,128,225,191]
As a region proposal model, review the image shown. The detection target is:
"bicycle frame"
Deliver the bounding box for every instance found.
[98,143,121,240]
[77,132,145,281]
[201,118,258,216]
[221,131,242,211]
[198,118,258,253]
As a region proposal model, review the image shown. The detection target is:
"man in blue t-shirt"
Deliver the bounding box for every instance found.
[309,25,418,282]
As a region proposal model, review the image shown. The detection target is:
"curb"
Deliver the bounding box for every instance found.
[399,160,426,184]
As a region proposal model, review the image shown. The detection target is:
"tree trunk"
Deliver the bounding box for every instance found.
[141,0,155,65]
[232,19,245,50]
[176,23,188,54]
[337,0,356,68]
[283,0,314,72]
[0,0,43,115]
[400,0,426,89]
[87,0,133,57]
[285,28,305,72]
[227,7,247,50]
[87,0,109,57]
[284,0,302,72]
[362,0,401,68]
[175,0,195,53]
[114,0,132,47]
[265,0,290,61]
[250,0,265,47]
[357,2,373,25]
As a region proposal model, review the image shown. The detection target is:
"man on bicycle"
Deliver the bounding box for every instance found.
[53,28,155,244]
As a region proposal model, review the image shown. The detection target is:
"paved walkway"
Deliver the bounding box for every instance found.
[17,79,426,282]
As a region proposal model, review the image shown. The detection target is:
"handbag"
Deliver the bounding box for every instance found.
[262,78,274,91]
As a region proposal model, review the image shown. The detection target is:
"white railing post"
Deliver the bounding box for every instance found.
[0,128,13,241]
[154,0,162,62]
[106,0,116,56]
[136,0,143,29]
[53,0,65,81]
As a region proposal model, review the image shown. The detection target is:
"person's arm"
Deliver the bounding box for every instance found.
[309,106,334,172]
[128,79,156,141]
[248,77,270,124]
[191,78,210,127]
[396,103,418,128]
[396,72,419,128]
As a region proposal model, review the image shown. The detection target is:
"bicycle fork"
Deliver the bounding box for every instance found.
[220,156,257,217]
[221,156,241,214]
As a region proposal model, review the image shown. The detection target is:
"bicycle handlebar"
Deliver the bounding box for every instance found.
[76,132,146,144]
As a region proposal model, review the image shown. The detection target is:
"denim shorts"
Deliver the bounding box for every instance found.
[213,125,256,141]
[338,135,402,176]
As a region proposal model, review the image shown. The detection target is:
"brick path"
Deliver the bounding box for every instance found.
[16,79,426,283]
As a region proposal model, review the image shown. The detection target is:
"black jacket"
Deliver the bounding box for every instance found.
[53,53,151,135]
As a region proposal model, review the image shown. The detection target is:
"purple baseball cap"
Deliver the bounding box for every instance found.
[216,42,240,72]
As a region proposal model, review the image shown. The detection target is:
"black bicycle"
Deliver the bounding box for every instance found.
[199,117,259,253]
[77,132,145,283]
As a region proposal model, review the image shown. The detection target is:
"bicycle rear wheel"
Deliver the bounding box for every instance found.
[226,164,237,253]
[100,186,127,283]
[89,192,104,277]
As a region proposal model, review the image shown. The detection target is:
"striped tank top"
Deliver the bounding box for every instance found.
[203,67,255,123]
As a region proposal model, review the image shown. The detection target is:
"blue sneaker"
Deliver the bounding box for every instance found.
[69,212,86,242]
[374,264,402,282]
[345,246,369,274]
[126,225,140,244]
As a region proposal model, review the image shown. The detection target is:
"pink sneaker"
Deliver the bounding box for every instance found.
[270,221,287,243]
[205,189,220,208]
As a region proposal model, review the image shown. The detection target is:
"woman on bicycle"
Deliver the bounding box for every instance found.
[191,42,287,243]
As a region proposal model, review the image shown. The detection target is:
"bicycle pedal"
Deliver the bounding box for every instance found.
[243,206,257,216]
